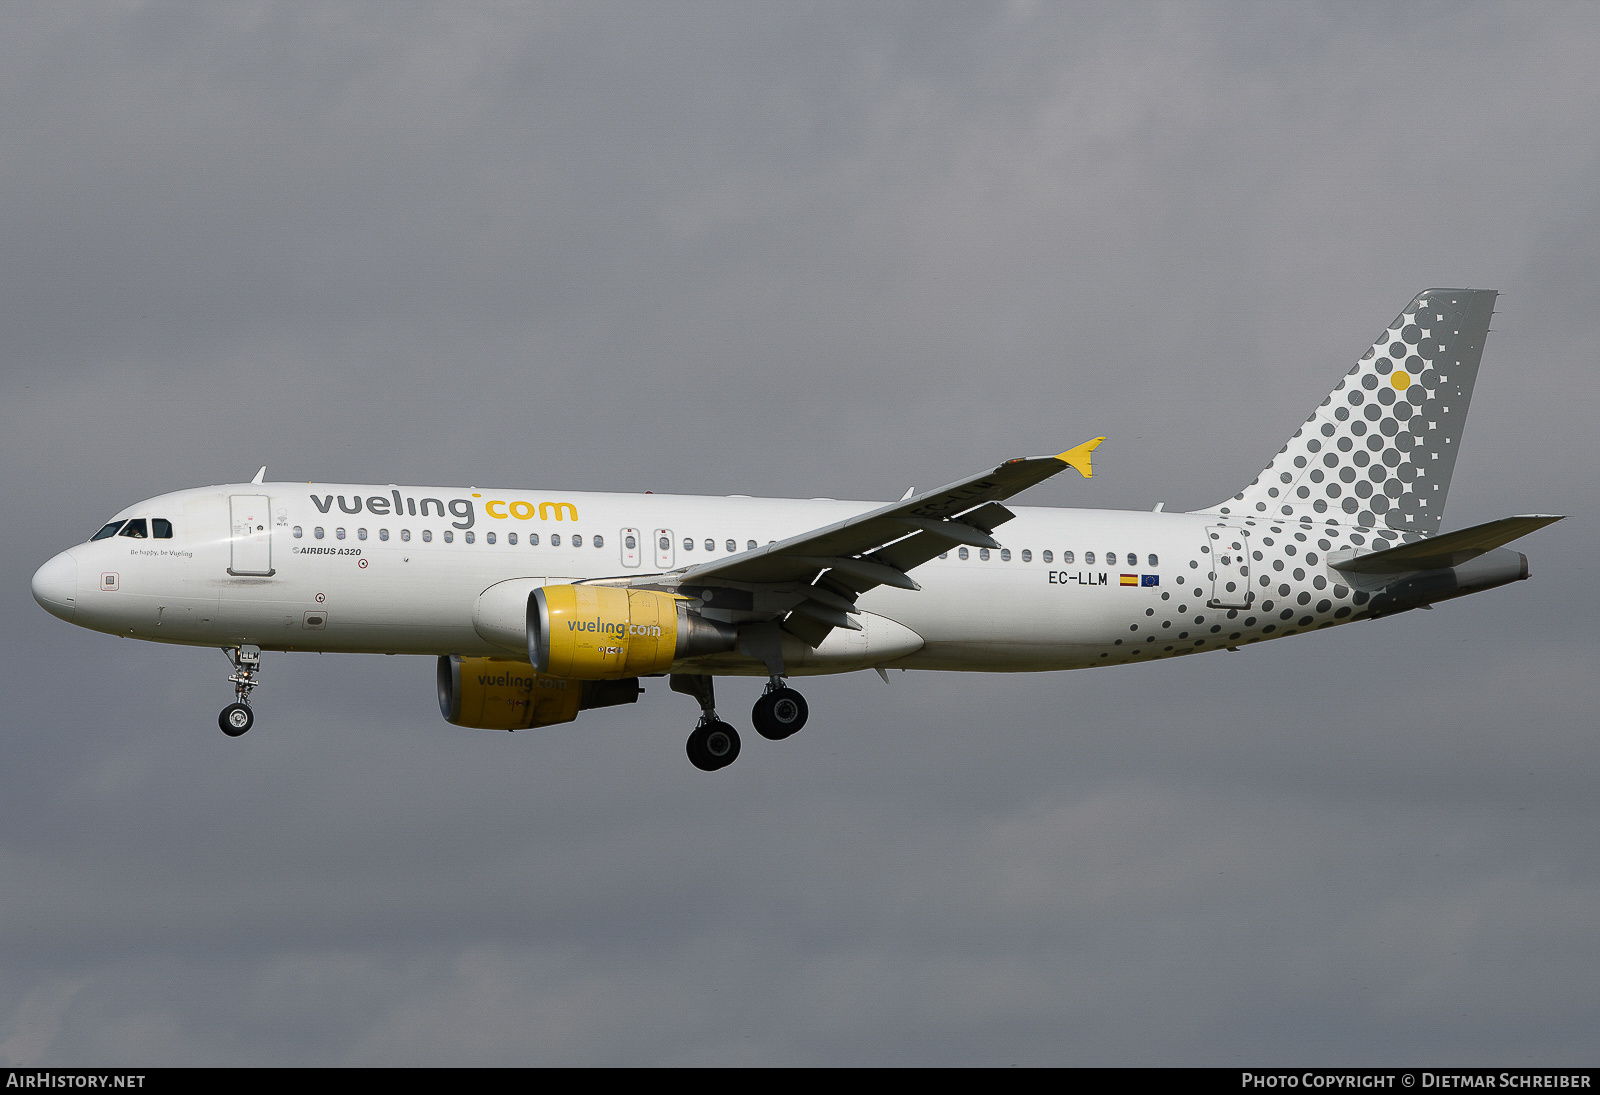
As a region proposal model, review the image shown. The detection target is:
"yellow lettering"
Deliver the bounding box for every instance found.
[539,502,578,522]
[485,500,508,519]
[510,500,535,520]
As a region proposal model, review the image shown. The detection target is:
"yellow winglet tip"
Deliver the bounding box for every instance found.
[1055,437,1105,478]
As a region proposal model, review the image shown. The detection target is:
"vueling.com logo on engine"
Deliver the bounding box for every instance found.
[567,619,663,638]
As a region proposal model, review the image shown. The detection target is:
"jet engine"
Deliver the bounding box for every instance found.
[530,585,736,680]
[437,655,642,731]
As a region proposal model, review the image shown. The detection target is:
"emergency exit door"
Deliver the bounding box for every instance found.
[620,528,642,568]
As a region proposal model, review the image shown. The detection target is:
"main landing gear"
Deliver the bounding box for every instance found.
[218,645,261,737]
[671,673,810,771]
[672,674,740,771]
[752,680,808,740]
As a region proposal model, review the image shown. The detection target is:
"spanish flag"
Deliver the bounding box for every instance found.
[1120,574,1138,586]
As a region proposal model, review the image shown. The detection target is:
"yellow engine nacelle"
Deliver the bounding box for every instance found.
[530,585,737,680]
[436,656,641,731]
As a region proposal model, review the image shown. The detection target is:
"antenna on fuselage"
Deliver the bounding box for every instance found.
[251,466,266,484]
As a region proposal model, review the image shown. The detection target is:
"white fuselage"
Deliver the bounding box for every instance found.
[33,481,1373,676]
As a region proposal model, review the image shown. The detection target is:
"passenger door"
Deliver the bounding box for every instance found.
[1205,524,1252,608]
[228,495,274,576]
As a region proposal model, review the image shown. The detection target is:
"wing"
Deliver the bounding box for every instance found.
[632,438,1104,650]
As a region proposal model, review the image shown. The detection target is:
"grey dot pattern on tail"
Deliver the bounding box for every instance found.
[1206,289,1497,537]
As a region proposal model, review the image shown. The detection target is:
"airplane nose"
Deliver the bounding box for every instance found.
[32,550,78,622]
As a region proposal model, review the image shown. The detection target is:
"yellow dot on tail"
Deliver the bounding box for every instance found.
[1391,371,1411,391]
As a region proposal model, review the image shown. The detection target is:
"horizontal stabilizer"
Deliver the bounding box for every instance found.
[1332,515,1563,574]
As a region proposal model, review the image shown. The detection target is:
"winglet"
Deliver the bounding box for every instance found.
[1055,437,1105,479]
[251,466,267,485]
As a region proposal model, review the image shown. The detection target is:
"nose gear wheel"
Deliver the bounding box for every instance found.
[218,646,262,737]
[219,703,254,736]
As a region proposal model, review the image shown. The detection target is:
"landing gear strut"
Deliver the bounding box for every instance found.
[218,645,261,737]
[671,674,740,772]
[752,678,808,740]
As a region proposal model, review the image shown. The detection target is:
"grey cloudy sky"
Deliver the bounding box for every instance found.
[3,0,1597,1065]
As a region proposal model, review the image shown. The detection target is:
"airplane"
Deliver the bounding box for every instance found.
[31,289,1562,771]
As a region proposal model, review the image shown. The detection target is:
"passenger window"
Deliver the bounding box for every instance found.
[379,529,389,541]
[1021,549,1031,562]
[508,532,517,545]
[747,540,756,551]
[958,547,969,560]
[91,521,124,541]
[336,528,346,540]
[550,534,561,547]
[529,533,539,546]
[1084,551,1093,565]
[1148,554,1159,567]
[464,531,475,544]
[357,528,367,540]
[422,530,432,542]
[705,539,714,552]
[153,519,173,539]
[486,532,496,544]
[401,529,411,542]
[1042,550,1053,563]
[293,526,304,539]
[683,538,693,551]
[444,531,454,543]
[118,519,148,538]
[625,535,636,549]
[658,536,669,551]
[940,551,948,559]
[726,540,736,553]
[593,535,603,549]
[1000,548,1011,561]
[979,548,990,561]
[571,534,582,548]
[315,527,325,539]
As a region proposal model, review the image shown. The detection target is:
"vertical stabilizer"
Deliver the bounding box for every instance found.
[1204,289,1497,536]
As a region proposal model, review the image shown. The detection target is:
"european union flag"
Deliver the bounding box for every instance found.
[1140,574,1159,587]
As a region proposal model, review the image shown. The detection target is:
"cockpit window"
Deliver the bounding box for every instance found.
[117,519,148,539]
[152,518,173,539]
[91,521,125,541]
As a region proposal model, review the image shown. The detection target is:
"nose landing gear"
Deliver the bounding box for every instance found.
[219,645,261,737]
